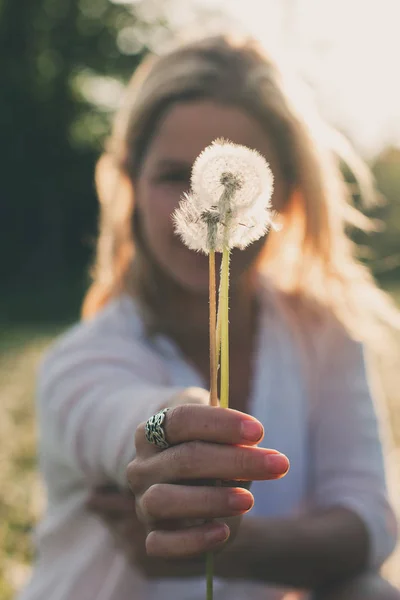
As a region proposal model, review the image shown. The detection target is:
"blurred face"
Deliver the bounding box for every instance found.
[134,100,287,293]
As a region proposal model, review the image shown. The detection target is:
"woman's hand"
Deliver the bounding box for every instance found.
[127,400,289,559]
[87,487,207,578]
[88,487,145,563]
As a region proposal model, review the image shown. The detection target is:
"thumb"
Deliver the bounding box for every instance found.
[167,387,212,409]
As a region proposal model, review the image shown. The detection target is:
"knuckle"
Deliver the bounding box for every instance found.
[194,528,214,555]
[200,489,219,515]
[207,408,226,436]
[134,422,146,451]
[179,531,200,556]
[126,459,145,495]
[141,484,162,520]
[234,448,252,475]
[162,405,182,442]
[134,497,146,524]
[144,531,157,556]
[168,403,190,431]
[146,531,167,558]
[176,441,202,478]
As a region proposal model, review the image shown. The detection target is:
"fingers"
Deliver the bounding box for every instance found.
[128,442,289,494]
[146,521,230,558]
[135,404,264,456]
[138,483,254,522]
[164,405,264,445]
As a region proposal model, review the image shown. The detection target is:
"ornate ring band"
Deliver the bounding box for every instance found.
[144,408,170,450]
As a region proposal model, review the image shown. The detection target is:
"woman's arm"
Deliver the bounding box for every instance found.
[216,320,397,588]
[217,319,398,588]
[125,318,396,585]
[307,319,397,570]
[215,508,369,588]
[88,490,368,586]
[37,324,205,486]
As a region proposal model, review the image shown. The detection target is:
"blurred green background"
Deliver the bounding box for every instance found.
[1,1,399,598]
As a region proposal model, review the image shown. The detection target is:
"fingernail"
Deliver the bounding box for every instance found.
[241,420,263,442]
[205,524,230,544]
[264,453,290,475]
[228,491,254,512]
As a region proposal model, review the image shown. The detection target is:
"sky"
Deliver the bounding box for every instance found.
[190,0,400,158]
[106,0,400,158]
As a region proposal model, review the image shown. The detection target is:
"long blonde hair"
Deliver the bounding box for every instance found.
[82,34,399,346]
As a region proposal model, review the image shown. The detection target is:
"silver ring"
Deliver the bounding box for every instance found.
[144,408,170,449]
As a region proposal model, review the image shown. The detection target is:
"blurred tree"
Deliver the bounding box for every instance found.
[0,0,398,322]
[342,151,400,282]
[0,0,165,290]
[371,148,400,279]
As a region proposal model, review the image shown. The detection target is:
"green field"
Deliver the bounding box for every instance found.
[0,327,60,599]
[1,287,399,599]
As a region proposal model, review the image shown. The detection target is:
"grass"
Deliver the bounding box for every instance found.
[0,285,399,599]
[0,327,64,600]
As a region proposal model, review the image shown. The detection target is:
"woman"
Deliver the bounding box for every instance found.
[20,34,399,600]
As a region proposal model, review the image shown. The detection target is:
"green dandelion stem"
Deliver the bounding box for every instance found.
[206,550,214,600]
[220,246,230,409]
[209,249,218,407]
[216,301,221,369]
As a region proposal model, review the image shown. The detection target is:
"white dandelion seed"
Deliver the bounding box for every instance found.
[191,138,274,213]
[172,193,209,253]
[226,204,280,250]
[173,139,277,253]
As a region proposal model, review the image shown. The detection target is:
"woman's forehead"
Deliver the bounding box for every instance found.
[146,100,279,169]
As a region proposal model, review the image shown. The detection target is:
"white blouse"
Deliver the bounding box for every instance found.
[18,281,397,600]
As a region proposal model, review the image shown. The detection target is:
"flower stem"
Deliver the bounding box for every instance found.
[209,250,218,407]
[220,247,230,409]
[206,550,214,600]
[206,249,219,600]
[216,300,221,368]
[205,245,229,599]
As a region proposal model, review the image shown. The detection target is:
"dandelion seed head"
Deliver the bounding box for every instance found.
[200,207,221,226]
[191,138,274,212]
[220,171,243,193]
[172,194,209,253]
[173,194,279,254]
[173,139,278,253]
